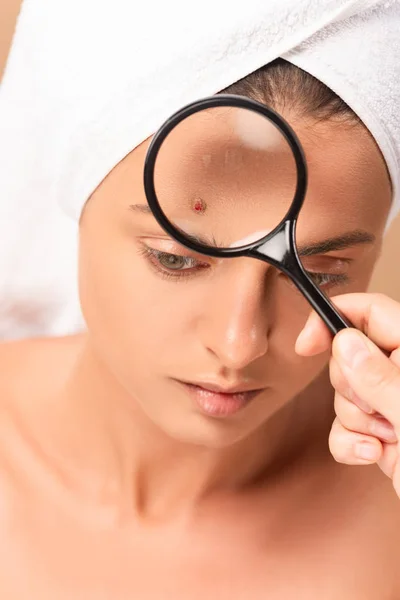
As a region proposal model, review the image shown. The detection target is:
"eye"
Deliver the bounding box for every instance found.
[281,270,349,292]
[137,244,210,279]
[156,251,199,271]
[306,271,349,288]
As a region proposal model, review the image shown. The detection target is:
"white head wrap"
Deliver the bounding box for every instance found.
[0,0,399,338]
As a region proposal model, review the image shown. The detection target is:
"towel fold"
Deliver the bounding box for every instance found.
[0,0,399,338]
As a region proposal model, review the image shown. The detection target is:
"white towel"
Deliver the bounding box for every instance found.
[0,0,399,339]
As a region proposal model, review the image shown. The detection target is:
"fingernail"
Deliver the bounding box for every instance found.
[355,442,380,461]
[370,419,397,443]
[336,331,371,370]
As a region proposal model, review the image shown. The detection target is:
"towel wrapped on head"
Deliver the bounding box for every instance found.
[0,0,399,338]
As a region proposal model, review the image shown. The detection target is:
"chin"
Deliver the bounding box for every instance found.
[150,410,266,449]
[133,380,285,449]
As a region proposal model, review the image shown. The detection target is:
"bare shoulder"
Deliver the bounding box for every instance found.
[0,336,83,502]
[0,334,84,401]
[328,464,400,597]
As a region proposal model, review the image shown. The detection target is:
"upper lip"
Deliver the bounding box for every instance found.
[176,379,265,394]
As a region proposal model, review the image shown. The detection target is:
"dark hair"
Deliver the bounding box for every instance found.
[221,58,361,126]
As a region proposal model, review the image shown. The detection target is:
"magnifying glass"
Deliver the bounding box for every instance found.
[143,94,352,335]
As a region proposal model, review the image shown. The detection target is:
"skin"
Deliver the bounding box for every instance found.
[0,108,399,599]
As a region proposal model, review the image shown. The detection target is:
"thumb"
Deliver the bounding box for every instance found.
[333,328,400,428]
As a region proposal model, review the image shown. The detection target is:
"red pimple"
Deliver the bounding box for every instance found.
[193,199,206,213]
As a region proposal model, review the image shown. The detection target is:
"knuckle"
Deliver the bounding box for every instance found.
[333,392,352,420]
[329,358,349,394]
[333,392,370,433]
[390,346,400,368]
[370,292,387,303]
[357,293,387,337]
[364,360,400,393]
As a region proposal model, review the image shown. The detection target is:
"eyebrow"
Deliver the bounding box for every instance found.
[129,204,153,214]
[297,230,376,256]
[129,204,219,247]
[129,204,375,255]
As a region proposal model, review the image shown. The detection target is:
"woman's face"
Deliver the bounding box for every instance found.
[78,111,391,448]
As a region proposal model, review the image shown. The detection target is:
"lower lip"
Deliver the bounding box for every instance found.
[180,383,261,418]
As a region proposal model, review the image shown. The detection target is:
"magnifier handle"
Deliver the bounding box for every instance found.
[310,297,352,336]
[292,268,353,336]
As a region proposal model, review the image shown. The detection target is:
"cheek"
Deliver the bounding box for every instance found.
[78,233,194,369]
[272,277,313,334]
[269,281,329,388]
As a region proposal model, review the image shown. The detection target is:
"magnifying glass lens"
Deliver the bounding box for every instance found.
[153,106,298,249]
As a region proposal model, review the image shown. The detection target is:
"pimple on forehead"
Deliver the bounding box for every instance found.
[191,198,207,214]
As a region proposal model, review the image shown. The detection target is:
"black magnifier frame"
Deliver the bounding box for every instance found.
[144,94,351,335]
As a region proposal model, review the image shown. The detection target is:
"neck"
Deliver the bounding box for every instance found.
[18,334,335,521]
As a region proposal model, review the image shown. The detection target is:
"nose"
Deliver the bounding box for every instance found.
[198,260,271,370]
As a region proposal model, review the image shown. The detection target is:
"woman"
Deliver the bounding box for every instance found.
[0,0,400,597]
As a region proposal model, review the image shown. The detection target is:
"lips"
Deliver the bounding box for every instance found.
[175,379,264,418]
[184,381,261,394]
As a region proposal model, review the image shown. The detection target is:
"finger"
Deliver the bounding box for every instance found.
[330,358,376,414]
[296,293,400,356]
[391,453,400,498]
[329,418,383,465]
[378,442,399,481]
[389,345,400,370]
[295,309,332,356]
[333,328,400,427]
[334,392,397,443]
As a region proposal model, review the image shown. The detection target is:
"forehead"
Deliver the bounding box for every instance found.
[293,117,391,237]
[96,107,392,240]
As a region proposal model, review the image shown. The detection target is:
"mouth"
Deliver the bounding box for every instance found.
[174,379,265,418]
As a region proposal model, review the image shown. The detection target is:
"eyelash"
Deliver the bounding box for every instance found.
[305,271,349,288]
[137,245,210,280]
[138,245,350,288]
